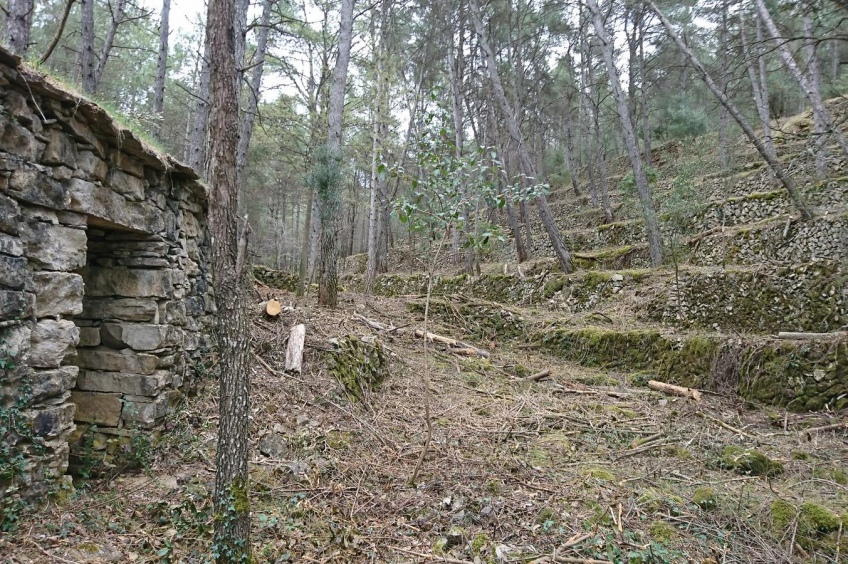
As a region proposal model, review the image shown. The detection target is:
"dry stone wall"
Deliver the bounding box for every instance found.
[0,48,212,503]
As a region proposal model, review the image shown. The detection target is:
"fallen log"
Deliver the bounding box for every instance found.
[414,329,490,358]
[777,331,847,341]
[259,299,282,317]
[527,369,552,382]
[648,380,702,401]
[285,324,306,373]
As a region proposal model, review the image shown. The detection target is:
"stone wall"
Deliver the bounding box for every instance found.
[0,48,212,503]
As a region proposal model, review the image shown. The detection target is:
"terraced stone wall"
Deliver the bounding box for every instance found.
[0,49,212,503]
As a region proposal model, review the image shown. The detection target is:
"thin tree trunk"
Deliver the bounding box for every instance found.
[755,0,848,157]
[80,0,96,95]
[366,0,388,294]
[649,0,813,220]
[804,12,827,178]
[189,43,211,175]
[153,0,171,140]
[94,0,126,90]
[470,0,573,273]
[718,0,729,169]
[236,0,273,183]
[318,0,354,307]
[297,188,314,296]
[639,15,652,166]
[206,0,251,558]
[41,0,76,64]
[587,0,662,265]
[740,11,776,160]
[4,0,33,56]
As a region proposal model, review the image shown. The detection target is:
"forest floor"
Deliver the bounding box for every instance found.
[3,283,847,564]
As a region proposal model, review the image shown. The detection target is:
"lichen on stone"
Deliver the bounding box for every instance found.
[326,335,387,401]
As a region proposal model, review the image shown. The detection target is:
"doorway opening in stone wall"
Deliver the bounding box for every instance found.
[67,220,186,477]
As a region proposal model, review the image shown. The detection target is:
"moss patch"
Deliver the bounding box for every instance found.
[720,446,783,477]
[326,336,387,401]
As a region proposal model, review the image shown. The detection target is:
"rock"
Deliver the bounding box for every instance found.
[106,168,145,200]
[258,433,289,458]
[75,150,108,181]
[0,233,23,256]
[76,326,100,347]
[8,168,70,210]
[76,369,170,396]
[0,290,33,320]
[32,272,84,317]
[20,222,87,271]
[41,128,78,167]
[108,151,145,178]
[99,323,125,349]
[29,319,79,368]
[0,194,21,234]
[73,347,158,374]
[29,402,75,438]
[122,391,178,428]
[0,324,31,363]
[0,254,27,289]
[80,297,159,322]
[1,120,42,160]
[27,366,78,403]
[83,268,174,298]
[122,324,181,351]
[70,391,122,426]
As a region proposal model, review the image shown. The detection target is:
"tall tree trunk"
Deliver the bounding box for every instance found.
[649,0,813,220]
[189,43,211,175]
[587,0,662,266]
[297,189,314,295]
[4,0,33,56]
[206,0,251,558]
[153,0,171,140]
[236,0,274,184]
[94,0,126,90]
[718,0,729,169]
[804,12,827,179]
[470,0,573,273]
[366,0,388,294]
[318,0,354,307]
[740,11,776,160]
[80,0,96,95]
[638,15,652,166]
[755,0,848,157]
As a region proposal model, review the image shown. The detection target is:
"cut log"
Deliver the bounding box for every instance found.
[777,331,847,341]
[414,329,490,358]
[260,299,282,317]
[285,323,306,373]
[527,369,552,382]
[353,313,390,331]
[648,380,702,401]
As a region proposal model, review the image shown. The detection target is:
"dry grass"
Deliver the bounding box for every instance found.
[2,286,846,563]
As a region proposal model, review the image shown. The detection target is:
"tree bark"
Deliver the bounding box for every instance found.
[718,0,729,169]
[469,0,573,273]
[755,0,848,157]
[206,0,251,558]
[236,0,274,184]
[804,12,827,179]
[3,0,33,56]
[740,11,776,161]
[318,0,354,307]
[587,0,662,266]
[80,0,96,95]
[189,43,211,175]
[94,0,126,90]
[153,0,171,140]
[366,0,388,294]
[649,0,813,220]
[638,14,652,166]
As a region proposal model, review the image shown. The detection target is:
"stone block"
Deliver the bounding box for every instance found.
[73,347,158,374]
[32,272,84,317]
[161,300,186,325]
[75,150,108,182]
[0,254,27,289]
[81,297,158,322]
[0,290,32,320]
[76,326,100,347]
[76,369,170,396]
[122,391,179,428]
[106,168,145,201]
[0,233,23,256]
[61,115,105,158]
[66,177,128,226]
[1,120,42,160]
[20,222,86,271]
[41,128,78,167]
[30,402,76,438]
[123,324,182,351]
[3,90,41,132]
[8,168,70,210]
[108,151,144,178]
[99,322,125,349]
[0,194,20,234]
[29,319,79,368]
[0,324,30,363]
[56,210,87,227]
[84,268,174,298]
[28,366,78,403]
[70,391,121,426]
